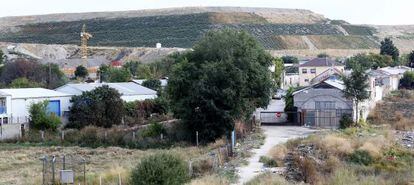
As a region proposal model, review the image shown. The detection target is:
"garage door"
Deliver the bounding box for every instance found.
[47,100,61,117]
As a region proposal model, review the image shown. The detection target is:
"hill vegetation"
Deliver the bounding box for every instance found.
[0,7,381,50]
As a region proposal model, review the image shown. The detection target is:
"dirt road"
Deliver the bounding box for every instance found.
[235,126,315,184]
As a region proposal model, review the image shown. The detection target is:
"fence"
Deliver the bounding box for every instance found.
[40,155,87,185]
[302,109,352,128]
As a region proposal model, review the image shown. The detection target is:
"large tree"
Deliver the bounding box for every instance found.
[167,29,273,142]
[380,38,400,61]
[345,53,393,70]
[67,85,124,129]
[342,64,370,123]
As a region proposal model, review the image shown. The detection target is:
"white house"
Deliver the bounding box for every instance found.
[55,82,157,102]
[0,88,72,124]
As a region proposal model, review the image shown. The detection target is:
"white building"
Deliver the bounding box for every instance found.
[0,88,72,124]
[55,82,157,102]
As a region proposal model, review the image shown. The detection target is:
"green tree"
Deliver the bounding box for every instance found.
[317,53,329,58]
[29,101,61,130]
[98,65,131,82]
[167,29,273,142]
[123,61,141,77]
[142,79,161,91]
[380,38,400,61]
[74,65,88,79]
[284,87,296,122]
[281,56,299,64]
[273,57,284,88]
[67,85,124,129]
[408,51,414,68]
[342,64,370,123]
[0,50,5,66]
[9,77,42,88]
[400,71,414,89]
[345,53,393,70]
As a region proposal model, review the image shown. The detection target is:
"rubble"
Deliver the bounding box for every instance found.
[395,130,414,150]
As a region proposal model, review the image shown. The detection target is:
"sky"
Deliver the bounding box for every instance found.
[1,0,413,25]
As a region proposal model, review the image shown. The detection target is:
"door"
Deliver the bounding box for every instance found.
[47,100,61,117]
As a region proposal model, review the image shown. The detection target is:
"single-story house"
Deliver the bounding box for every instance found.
[293,77,354,128]
[378,66,412,91]
[0,88,72,124]
[55,82,157,102]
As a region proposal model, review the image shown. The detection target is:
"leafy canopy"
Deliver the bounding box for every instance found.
[142,79,162,91]
[273,57,284,88]
[74,65,88,78]
[342,63,369,122]
[345,53,393,70]
[400,71,414,89]
[67,85,124,129]
[167,29,273,142]
[29,101,61,130]
[98,65,131,82]
[380,38,400,61]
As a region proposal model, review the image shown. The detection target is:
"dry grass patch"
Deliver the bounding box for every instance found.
[187,174,230,185]
[268,144,288,166]
[245,173,293,185]
[319,135,354,156]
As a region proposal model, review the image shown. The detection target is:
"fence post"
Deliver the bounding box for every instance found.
[196,131,199,147]
[83,158,86,185]
[41,131,45,141]
[160,133,163,140]
[188,160,193,177]
[231,130,235,156]
[132,131,136,140]
[61,130,65,141]
[118,173,122,185]
[99,175,102,185]
[52,156,56,184]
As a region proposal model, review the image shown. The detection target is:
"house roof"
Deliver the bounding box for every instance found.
[293,77,344,95]
[299,58,344,67]
[378,66,411,76]
[55,82,157,96]
[0,88,71,99]
[132,79,168,87]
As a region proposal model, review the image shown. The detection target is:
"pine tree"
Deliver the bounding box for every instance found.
[408,51,414,68]
[380,38,400,61]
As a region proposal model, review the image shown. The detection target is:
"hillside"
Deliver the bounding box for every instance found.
[0,7,384,51]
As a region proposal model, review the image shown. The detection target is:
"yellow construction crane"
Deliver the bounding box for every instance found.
[80,24,92,67]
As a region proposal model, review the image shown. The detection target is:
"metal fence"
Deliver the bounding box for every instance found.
[303,109,352,128]
[40,155,87,185]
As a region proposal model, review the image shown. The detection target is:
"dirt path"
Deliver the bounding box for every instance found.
[235,126,315,184]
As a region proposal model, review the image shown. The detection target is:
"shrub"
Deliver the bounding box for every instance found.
[349,150,373,166]
[29,101,61,130]
[191,158,214,177]
[259,156,278,167]
[320,135,354,156]
[268,144,288,166]
[74,65,88,78]
[339,115,354,129]
[140,122,166,138]
[130,153,189,185]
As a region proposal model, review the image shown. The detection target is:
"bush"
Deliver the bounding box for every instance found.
[142,79,161,91]
[259,156,278,167]
[340,115,354,129]
[399,71,414,89]
[349,150,373,166]
[140,122,166,138]
[29,101,61,130]
[130,153,189,185]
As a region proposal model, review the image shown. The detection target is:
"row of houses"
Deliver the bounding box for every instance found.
[290,58,411,128]
[0,82,158,125]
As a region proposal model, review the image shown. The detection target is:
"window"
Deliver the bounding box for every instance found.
[311,69,316,74]
[315,101,336,110]
[302,68,307,74]
[0,98,6,114]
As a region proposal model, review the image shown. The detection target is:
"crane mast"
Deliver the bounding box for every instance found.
[80,24,92,67]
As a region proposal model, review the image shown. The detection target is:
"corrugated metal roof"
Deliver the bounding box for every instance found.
[56,82,157,96]
[299,58,344,67]
[0,88,71,99]
[379,66,411,75]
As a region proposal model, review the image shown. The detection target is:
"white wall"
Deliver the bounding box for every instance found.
[121,95,157,102]
[9,96,71,123]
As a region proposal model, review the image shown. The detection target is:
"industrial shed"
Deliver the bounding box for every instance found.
[293,78,353,128]
[55,82,157,102]
[0,88,72,124]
